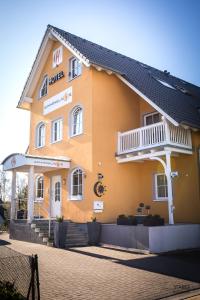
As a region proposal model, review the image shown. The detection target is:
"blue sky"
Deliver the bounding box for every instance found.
[0,0,199,163]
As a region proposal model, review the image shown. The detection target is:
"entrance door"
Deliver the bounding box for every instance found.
[51,176,61,218]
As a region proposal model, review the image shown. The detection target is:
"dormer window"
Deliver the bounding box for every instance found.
[39,75,48,98]
[69,57,82,80]
[144,112,161,126]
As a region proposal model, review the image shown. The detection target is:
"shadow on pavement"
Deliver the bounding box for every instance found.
[0,239,11,246]
[68,248,200,283]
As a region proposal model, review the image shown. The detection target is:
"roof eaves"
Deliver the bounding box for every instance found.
[91,62,125,76]
[17,26,52,109]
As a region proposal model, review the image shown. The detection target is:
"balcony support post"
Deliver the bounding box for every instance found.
[150,151,174,225]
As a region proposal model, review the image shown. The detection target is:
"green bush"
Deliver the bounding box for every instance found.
[0,281,25,300]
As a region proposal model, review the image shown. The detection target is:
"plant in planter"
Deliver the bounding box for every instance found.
[143,214,164,226]
[117,214,129,225]
[56,216,64,223]
[87,217,101,245]
[145,205,151,215]
[127,215,137,225]
[47,237,54,247]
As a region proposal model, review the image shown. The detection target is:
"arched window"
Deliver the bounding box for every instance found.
[70,168,83,200]
[39,75,48,98]
[55,181,61,202]
[36,122,45,148]
[36,176,44,200]
[70,106,83,137]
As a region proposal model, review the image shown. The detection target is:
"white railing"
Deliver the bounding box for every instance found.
[117,121,192,155]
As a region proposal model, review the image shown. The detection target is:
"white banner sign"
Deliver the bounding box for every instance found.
[43,87,72,115]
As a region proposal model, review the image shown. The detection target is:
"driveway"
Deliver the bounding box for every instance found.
[0,233,200,300]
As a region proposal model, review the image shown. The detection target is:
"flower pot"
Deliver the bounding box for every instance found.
[87,222,101,245]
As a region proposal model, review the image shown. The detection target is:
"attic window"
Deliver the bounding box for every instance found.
[69,57,82,80]
[39,75,48,98]
[174,85,191,95]
[155,78,176,90]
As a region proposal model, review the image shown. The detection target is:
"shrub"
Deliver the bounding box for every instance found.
[0,281,25,299]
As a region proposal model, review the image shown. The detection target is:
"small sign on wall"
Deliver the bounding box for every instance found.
[52,46,63,68]
[93,200,104,213]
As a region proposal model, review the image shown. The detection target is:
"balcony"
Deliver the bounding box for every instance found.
[117,121,192,156]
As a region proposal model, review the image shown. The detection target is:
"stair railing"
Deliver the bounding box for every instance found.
[34,201,51,238]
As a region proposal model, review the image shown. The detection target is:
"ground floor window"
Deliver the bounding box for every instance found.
[154,173,168,200]
[70,168,83,200]
[36,176,44,200]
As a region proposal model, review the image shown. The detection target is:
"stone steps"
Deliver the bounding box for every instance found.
[31,220,55,246]
[65,222,88,248]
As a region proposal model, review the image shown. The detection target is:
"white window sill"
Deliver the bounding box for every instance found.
[35,145,45,149]
[34,198,44,202]
[70,132,83,138]
[68,74,81,82]
[153,198,168,202]
[51,139,63,144]
[68,196,83,201]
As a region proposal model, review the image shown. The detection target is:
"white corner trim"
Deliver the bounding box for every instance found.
[116,74,179,127]
[50,28,90,68]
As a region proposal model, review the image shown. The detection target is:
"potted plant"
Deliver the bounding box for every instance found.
[87,216,101,245]
[143,214,164,226]
[54,216,67,248]
[117,214,127,225]
[47,237,54,247]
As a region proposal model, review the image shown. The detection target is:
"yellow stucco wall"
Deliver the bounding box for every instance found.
[28,40,200,224]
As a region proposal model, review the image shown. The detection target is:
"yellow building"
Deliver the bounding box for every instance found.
[2,25,200,227]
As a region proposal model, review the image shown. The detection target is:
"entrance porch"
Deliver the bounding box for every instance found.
[2,153,71,223]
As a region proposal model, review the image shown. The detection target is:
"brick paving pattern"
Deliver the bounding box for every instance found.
[0,233,200,300]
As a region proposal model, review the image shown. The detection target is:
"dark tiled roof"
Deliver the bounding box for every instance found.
[49,25,200,129]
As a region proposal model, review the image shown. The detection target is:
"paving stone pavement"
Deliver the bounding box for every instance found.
[0,233,200,300]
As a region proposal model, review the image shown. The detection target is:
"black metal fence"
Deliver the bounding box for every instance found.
[0,247,40,300]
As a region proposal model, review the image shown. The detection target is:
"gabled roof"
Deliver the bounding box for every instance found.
[19,24,200,129]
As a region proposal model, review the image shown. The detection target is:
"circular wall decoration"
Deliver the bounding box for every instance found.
[93,181,107,197]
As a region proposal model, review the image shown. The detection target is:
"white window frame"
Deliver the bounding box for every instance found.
[39,75,48,98]
[51,118,63,143]
[68,57,82,80]
[35,176,44,201]
[70,106,83,137]
[69,168,83,200]
[154,173,168,201]
[35,122,45,148]
[144,112,161,126]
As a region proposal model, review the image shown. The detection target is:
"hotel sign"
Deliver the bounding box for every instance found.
[49,71,64,85]
[43,87,72,115]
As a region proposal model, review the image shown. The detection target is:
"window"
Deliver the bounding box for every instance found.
[70,106,83,137]
[70,168,83,200]
[51,118,63,143]
[144,112,161,126]
[55,181,61,202]
[39,75,48,98]
[154,173,168,200]
[36,122,45,148]
[36,176,44,200]
[69,57,82,80]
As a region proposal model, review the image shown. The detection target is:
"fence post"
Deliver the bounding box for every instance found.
[35,255,40,300]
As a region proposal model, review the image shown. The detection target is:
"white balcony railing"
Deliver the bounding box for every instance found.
[117,121,192,155]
